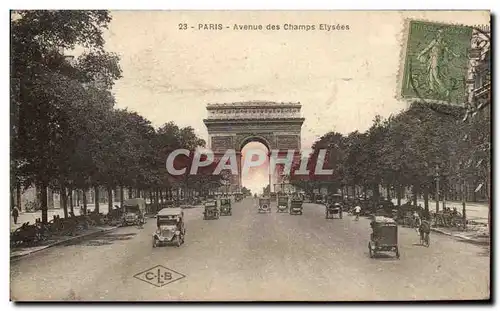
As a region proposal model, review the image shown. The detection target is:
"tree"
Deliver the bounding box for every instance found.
[241,187,251,196]
[11,11,122,223]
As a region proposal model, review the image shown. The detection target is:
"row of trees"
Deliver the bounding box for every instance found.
[11,11,226,223]
[291,101,490,212]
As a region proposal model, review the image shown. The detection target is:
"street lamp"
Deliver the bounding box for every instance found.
[435,164,440,213]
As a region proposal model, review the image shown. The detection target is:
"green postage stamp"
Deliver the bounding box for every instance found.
[401,20,473,105]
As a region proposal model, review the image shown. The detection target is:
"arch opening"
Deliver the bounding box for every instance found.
[240,141,271,196]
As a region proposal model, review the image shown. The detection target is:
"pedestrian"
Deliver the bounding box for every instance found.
[353,202,362,221]
[12,206,19,225]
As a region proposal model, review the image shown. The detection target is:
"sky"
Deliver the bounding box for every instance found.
[99,11,489,193]
[241,142,269,194]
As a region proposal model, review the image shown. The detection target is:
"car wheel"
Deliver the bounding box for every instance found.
[176,236,182,247]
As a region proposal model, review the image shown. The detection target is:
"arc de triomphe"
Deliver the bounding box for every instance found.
[203,101,305,193]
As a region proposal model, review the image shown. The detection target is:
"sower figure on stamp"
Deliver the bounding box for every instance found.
[417,28,459,98]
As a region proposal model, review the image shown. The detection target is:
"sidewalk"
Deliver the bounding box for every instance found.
[431,224,490,246]
[11,202,121,232]
[10,225,118,260]
[392,198,489,224]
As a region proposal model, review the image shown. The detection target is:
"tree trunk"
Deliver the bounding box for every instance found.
[412,183,418,206]
[155,189,159,212]
[94,186,100,213]
[423,186,429,212]
[386,184,391,200]
[107,187,113,211]
[10,185,15,211]
[83,190,88,214]
[16,183,22,212]
[47,187,54,209]
[120,186,124,207]
[40,182,48,224]
[373,184,380,201]
[396,183,402,207]
[60,184,68,219]
[68,188,74,214]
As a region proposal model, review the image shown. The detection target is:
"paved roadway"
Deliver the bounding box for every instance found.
[10,198,490,301]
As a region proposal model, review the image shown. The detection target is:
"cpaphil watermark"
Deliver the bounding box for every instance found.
[165,148,333,176]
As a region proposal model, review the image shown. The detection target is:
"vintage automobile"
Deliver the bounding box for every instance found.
[315,194,324,204]
[235,193,243,202]
[325,194,343,219]
[258,197,271,213]
[276,195,289,213]
[203,199,219,220]
[368,216,400,259]
[289,198,303,215]
[220,198,232,216]
[122,198,146,226]
[153,208,185,247]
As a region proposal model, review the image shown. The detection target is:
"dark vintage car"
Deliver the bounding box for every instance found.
[203,199,219,220]
[234,193,243,202]
[315,194,324,204]
[276,195,289,213]
[325,194,343,219]
[368,216,399,259]
[122,198,146,226]
[258,197,271,213]
[289,198,303,215]
[153,208,185,247]
[220,198,232,216]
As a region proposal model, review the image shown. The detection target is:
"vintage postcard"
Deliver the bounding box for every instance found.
[10,10,491,301]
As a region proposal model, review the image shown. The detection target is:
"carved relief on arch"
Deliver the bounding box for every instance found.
[276,135,300,150]
[211,136,234,152]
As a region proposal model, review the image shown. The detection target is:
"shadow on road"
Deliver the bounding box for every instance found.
[478,246,490,257]
[64,233,138,247]
[369,252,400,260]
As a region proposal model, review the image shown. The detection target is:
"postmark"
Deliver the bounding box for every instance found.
[400,20,473,105]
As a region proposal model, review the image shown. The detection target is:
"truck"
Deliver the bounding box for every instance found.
[122,198,147,226]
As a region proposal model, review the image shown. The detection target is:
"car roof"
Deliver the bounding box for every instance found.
[157,208,183,216]
[124,198,146,205]
[372,216,396,224]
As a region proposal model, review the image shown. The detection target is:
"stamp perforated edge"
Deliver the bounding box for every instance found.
[395,15,490,107]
